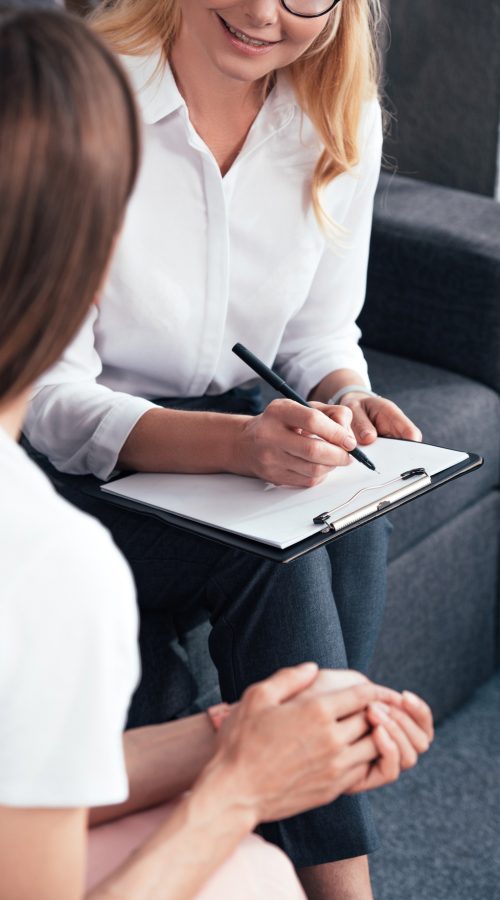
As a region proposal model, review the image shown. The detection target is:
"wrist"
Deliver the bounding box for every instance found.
[199,412,250,474]
[327,385,379,406]
[228,415,257,477]
[191,755,259,836]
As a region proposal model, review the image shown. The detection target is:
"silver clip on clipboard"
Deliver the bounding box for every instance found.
[313,468,432,533]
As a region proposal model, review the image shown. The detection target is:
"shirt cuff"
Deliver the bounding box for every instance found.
[88,395,158,480]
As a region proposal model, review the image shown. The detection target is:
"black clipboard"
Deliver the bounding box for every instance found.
[90,448,482,564]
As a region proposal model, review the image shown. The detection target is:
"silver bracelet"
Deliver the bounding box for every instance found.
[327,384,379,406]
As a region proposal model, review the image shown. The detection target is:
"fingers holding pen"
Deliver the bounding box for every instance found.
[266,399,355,448]
[305,401,356,448]
[311,400,353,431]
[238,399,356,486]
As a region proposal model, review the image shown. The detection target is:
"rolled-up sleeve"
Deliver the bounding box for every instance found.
[275,100,383,400]
[24,306,156,480]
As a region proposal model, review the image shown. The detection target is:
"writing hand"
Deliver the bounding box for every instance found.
[236,399,356,487]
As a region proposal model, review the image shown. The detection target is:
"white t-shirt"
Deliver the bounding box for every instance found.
[0,426,140,807]
[25,57,382,480]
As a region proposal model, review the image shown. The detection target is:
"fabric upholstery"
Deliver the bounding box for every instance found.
[365,348,500,560]
[370,491,500,720]
[370,672,500,900]
[360,174,500,393]
[383,0,500,197]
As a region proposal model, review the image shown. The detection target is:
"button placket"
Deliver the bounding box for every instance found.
[185,133,230,397]
[181,102,295,397]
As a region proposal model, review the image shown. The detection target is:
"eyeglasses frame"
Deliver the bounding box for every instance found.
[279,0,342,18]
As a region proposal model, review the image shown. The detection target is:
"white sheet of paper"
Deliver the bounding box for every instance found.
[102,438,469,549]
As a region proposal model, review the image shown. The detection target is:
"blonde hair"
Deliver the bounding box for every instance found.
[91,0,382,229]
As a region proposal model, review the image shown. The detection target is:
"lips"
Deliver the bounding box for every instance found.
[217,14,281,47]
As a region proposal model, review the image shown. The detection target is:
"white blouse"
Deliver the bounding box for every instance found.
[26,53,383,481]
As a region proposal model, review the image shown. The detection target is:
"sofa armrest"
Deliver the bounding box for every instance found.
[359,173,500,393]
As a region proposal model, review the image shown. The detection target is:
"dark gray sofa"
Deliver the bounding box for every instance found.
[362,173,500,721]
[361,174,500,894]
[161,171,500,728]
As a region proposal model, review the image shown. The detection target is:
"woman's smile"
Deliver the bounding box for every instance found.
[173,1,329,82]
[216,12,282,54]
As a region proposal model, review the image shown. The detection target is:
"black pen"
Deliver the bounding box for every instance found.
[232,342,377,473]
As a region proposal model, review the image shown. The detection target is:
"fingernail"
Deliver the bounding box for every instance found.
[377,725,393,744]
[371,702,390,721]
[299,662,318,673]
[343,435,357,450]
[403,691,421,707]
[360,429,375,440]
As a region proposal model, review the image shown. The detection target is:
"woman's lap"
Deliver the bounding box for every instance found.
[49,485,389,707]
[87,801,306,898]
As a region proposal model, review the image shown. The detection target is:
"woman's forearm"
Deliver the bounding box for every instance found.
[118,407,248,473]
[89,714,217,827]
[87,763,255,900]
[117,384,365,487]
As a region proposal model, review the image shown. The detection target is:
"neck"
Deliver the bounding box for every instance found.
[0,391,29,441]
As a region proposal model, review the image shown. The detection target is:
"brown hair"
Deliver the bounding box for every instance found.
[0,8,140,405]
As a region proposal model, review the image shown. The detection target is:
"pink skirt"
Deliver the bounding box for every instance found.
[87,800,306,898]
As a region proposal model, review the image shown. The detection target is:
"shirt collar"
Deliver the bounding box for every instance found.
[121,52,297,127]
[121,52,185,125]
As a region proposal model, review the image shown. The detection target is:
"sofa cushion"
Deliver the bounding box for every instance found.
[370,491,500,719]
[365,348,500,560]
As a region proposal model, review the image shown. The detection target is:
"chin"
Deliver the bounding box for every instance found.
[212,51,277,83]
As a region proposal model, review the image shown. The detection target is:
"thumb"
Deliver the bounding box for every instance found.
[260,662,319,705]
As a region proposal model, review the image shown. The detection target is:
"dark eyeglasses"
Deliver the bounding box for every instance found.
[280,0,342,18]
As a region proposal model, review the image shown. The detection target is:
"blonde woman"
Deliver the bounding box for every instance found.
[26,3,423,897]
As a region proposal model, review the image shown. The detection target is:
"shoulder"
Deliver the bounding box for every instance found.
[27,504,137,644]
[285,89,382,172]
[1,439,137,638]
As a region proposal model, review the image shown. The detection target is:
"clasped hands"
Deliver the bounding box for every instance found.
[237,392,422,488]
[208,664,433,827]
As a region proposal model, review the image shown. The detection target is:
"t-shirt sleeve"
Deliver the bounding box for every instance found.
[0,520,140,808]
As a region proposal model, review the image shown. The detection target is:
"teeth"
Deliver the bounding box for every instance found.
[225,21,270,46]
